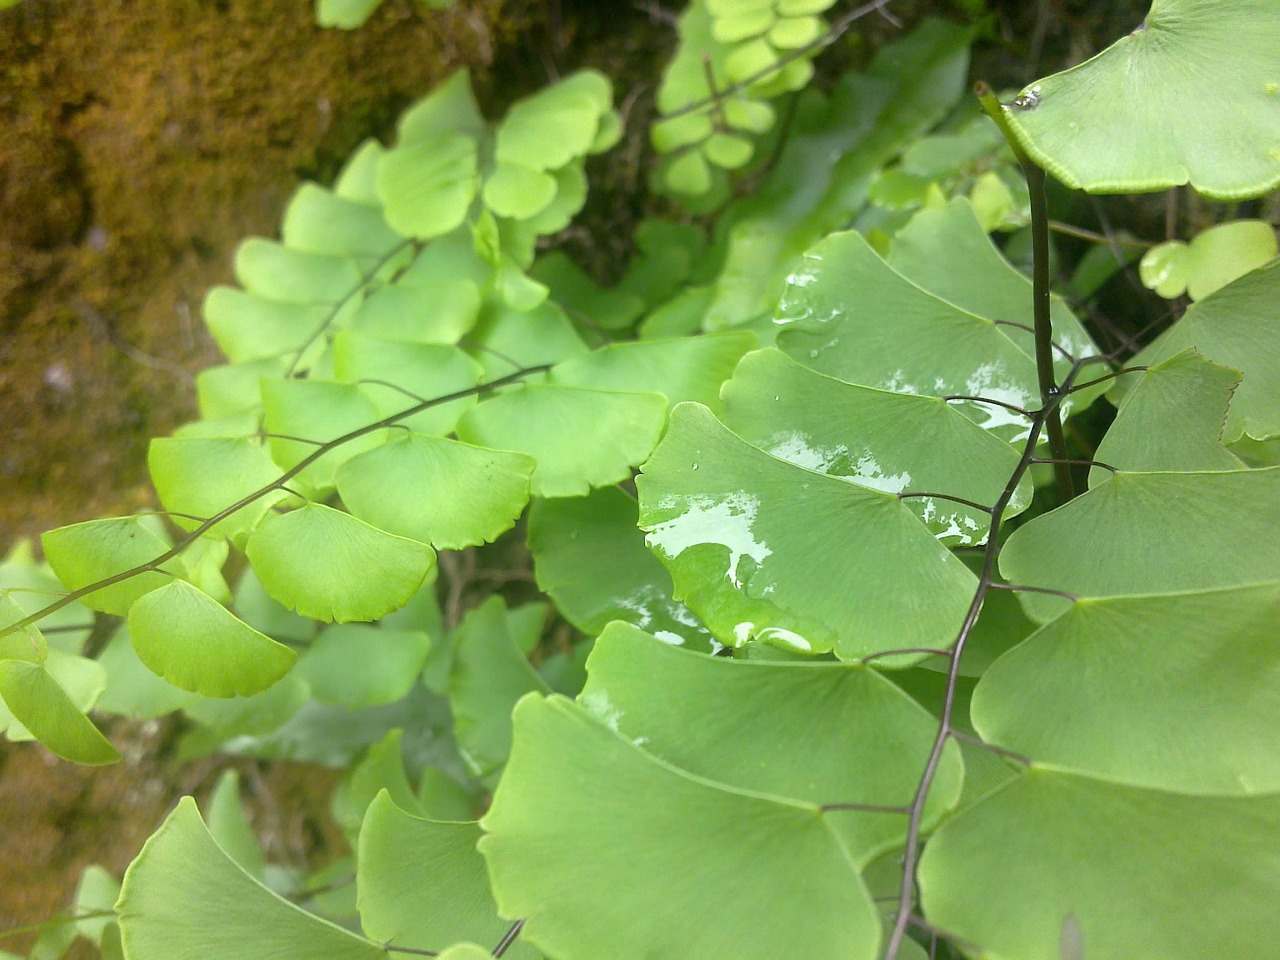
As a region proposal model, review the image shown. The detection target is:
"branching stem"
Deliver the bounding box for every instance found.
[0,364,551,642]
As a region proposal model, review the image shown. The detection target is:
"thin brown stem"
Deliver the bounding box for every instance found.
[0,365,550,642]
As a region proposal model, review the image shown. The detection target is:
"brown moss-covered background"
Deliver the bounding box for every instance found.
[0,0,518,943]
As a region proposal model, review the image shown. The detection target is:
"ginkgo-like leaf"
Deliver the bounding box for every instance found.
[117,798,386,960]
[357,792,535,958]
[919,770,1280,960]
[234,238,363,305]
[148,437,284,540]
[1000,467,1280,622]
[376,135,478,240]
[280,182,403,261]
[482,162,557,219]
[971,583,1280,794]
[396,70,486,146]
[480,694,882,960]
[885,197,1099,366]
[336,434,534,550]
[999,0,1280,200]
[0,592,47,663]
[449,597,550,786]
[1140,220,1278,301]
[127,580,296,698]
[41,517,187,616]
[245,503,435,622]
[0,658,118,764]
[296,625,431,709]
[196,358,287,420]
[1092,349,1244,484]
[550,332,756,413]
[203,288,330,364]
[776,229,1076,440]
[637,403,974,658]
[463,300,588,379]
[702,19,971,328]
[96,627,199,720]
[579,622,961,864]
[721,348,1031,545]
[315,0,382,29]
[205,770,266,880]
[332,729,423,839]
[0,541,92,653]
[457,384,667,497]
[1119,259,1280,442]
[348,281,481,346]
[527,488,716,651]
[260,379,385,495]
[495,70,612,171]
[332,332,482,435]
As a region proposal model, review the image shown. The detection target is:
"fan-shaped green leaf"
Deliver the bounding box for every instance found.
[296,625,431,709]
[777,229,1072,440]
[376,135,478,240]
[41,517,186,616]
[196,359,287,420]
[0,541,92,653]
[73,865,120,946]
[357,792,535,958]
[335,140,386,205]
[581,622,962,863]
[528,488,716,651]
[1000,467,1280,622]
[463,300,588,379]
[1120,259,1280,441]
[637,403,974,658]
[1000,0,1280,200]
[96,626,199,720]
[482,162,557,219]
[919,771,1280,960]
[1141,221,1278,301]
[396,70,486,146]
[1092,349,1244,484]
[722,349,1030,545]
[336,434,533,550]
[333,332,481,434]
[332,729,423,838]
[260,378,385,495]
[245,503,435,622]
[181,674,310,748]
[205,770,266,879]
[204,288,330,363]
[885,198,1099,364]
[349,281,481,346]
[148,437,284,541]
[315,0,382,29]
[234,238,363,304]
[495,70,611,171]
[552,332,756,413]
[457,384,666,497]
[528,251,645,331]
[127,580,295,698]
[524,162,589,235]
[704,19,971,328]
[972,583,1280,794]
[449,597,550,786]
[0,592,47,663]
[0,658,118,764]
[281,182,402,260]
[480,694,882,960]
[117,797,385,960]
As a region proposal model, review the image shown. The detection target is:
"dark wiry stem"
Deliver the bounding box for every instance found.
[0,364,550,642]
